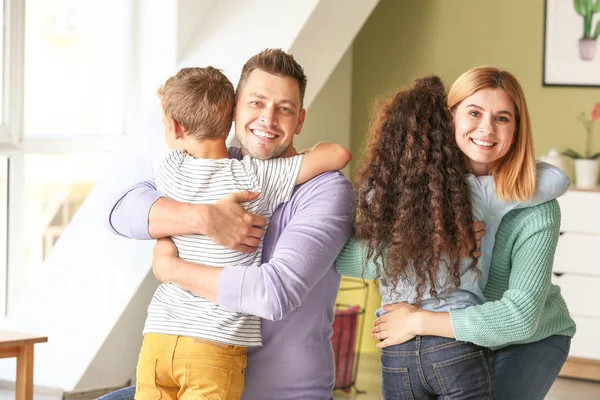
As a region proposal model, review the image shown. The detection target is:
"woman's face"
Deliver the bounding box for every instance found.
[453,88,516,176]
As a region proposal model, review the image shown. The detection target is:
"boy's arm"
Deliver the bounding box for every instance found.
[107,180,266,252]
[296,142,351,184]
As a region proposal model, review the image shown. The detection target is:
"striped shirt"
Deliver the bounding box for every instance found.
[143,149,303,346]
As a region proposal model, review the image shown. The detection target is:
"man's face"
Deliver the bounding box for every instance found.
[235,69,306,159]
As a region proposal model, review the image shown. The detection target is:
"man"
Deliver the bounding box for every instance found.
[102,49,355,400]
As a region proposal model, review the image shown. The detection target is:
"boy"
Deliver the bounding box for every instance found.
[135,66,350,400]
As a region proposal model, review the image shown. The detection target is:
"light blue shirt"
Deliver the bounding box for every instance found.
[377,161,570,315]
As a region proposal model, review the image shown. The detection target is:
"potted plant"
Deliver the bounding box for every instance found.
[562,102,600,189]
[574,0,600,60]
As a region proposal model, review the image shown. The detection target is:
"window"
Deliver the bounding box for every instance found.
[0,0,132,316]
[0,2,5,124]
[24,0,130,138]
[0,157,7,315]
[23,153,115,281]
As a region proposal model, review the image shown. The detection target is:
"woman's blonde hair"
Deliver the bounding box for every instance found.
[448,66,536,201]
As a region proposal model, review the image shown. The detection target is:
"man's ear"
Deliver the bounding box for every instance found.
[294,109,306,135]
[172,119,185,139]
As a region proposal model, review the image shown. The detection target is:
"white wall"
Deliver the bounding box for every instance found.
[300,47,353,177]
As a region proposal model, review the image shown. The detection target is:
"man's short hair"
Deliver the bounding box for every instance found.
[236,49,307,108]
[158,67,234,140]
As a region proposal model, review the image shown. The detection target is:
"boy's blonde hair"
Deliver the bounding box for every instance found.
[158,67,234,140]
[448,66,536,201]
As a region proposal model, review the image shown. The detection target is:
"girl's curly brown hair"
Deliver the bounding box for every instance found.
[355,75,478,304]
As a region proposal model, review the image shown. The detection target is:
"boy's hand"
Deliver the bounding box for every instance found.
[152,237,179,283]
[202,191,267,253]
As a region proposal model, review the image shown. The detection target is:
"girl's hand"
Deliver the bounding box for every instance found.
[372,302,421,348]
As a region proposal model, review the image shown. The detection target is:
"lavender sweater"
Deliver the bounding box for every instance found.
[107,157,355,399]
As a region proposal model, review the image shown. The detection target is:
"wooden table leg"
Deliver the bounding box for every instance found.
[15,344,33,400]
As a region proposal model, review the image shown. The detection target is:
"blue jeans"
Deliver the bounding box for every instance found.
[98,336,571,400]
[381,336,494,399]
[493,335,570,400]
[97,386,135,400]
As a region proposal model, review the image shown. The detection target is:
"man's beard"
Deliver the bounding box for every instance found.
[237,135,290,160]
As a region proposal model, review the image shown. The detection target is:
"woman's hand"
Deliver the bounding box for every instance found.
[152,237,179,283]
[372,302,422,348]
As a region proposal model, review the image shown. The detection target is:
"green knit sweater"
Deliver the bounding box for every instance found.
[335,200,576,349]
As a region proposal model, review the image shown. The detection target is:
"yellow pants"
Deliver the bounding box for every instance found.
[135,333,247,400]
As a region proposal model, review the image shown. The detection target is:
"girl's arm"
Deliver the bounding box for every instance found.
[517,161,570,207]
[490,161,570,211]
[296,142,351,184]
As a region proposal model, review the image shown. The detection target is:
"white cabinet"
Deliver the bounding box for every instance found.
[554,190,600,380]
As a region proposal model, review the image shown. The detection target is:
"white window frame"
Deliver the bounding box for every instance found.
[0,0,133,316]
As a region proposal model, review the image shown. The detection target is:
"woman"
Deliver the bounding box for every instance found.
[337,67,575,399]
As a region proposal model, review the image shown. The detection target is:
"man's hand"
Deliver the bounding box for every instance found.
[152,237,179,283]
[202,191,267,253]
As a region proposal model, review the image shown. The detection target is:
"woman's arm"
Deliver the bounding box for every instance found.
[373,202,560,348]
[447,202,559,347]
[335,237,380,280]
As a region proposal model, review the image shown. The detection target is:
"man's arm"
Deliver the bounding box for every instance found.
[106,180,162,239]
[218,173,355,320]
[107,180,267,252]
[154,172,356,320]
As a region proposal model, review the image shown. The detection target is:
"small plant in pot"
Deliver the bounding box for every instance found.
[562,102,600,189]
[574,0,600,60]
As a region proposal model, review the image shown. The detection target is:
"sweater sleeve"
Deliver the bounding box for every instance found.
[449,201,560,348]
[217,172,355,321]
[106,179,162,240]
[335,237,380,280]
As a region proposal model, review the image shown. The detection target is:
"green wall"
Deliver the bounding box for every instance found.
[351,0,600,175]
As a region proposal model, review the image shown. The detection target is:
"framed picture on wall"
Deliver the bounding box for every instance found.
[543,0,600,87]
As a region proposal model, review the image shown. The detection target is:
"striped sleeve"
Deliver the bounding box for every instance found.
[153,149,188,199]
[249,155,303,213]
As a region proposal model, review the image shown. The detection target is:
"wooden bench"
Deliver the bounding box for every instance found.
[0,331,48,400]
